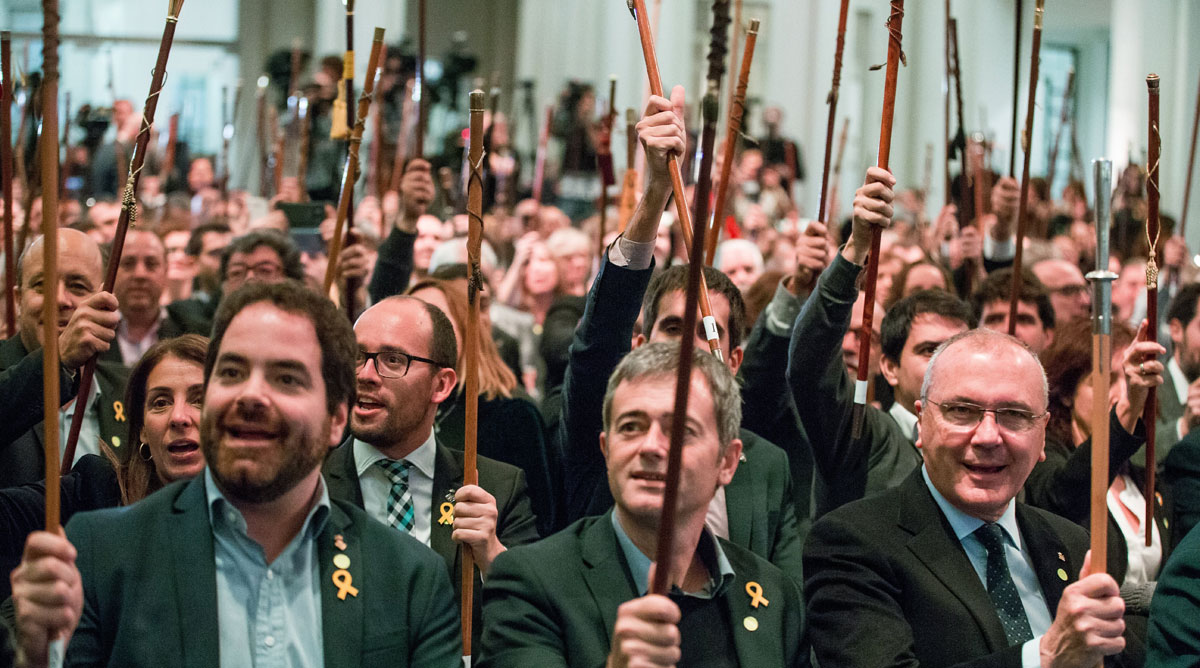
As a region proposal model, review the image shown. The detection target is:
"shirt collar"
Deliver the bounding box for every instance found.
[921,465,1023,549]
[353,429,437,480]
[610,511,735,598]
[1169,356,1188,405]
[889,402,919,442]
[116,307,166,343]
[204,467,332,541]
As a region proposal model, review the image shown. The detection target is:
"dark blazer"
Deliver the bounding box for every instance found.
[0,336,130,488]
[1023,412,1171,584]
[323,439,541,649]
[65,475,462,667]
[99,303,212,366]
[805,468,1088,668]
[1146,522,1200,666]
[478,512,807,668]
[558,257,805,584]
[787,255,921,517]
[0,335,77,447]
[1163,429,1200,544]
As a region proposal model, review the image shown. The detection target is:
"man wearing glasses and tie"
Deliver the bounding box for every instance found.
[323,295,539,649]
[804,328,1135,668]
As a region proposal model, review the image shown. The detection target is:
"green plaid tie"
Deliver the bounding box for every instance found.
[377,459,416,533]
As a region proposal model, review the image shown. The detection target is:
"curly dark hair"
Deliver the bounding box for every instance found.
[1040,318,1135,445]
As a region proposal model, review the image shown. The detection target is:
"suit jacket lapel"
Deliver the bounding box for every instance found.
[899,473,1010,652]
[581,512,639,643]
[430,443,461,574]
[320,503,364,668]
[724,461,754,552]
[1016,505,1072,613]
[323,440,365,508]
[169,478,221,668]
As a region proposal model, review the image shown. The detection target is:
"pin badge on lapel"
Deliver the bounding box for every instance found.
[1057,552,1065,562]
[745,582,769,608]
[332,536,358,600]
[334,534,348,551]
[1056,568,1068,582]
[113,401,126,422]
[439,502,455,526]
[743,616,759,632]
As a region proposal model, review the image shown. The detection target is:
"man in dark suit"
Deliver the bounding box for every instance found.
[11,281,461,666]
[1146,523,1200,666]
[481,342,806,667]
[0,229,126,487]
[101,229,209,367]
[1157,282,1200,461]
[788,167,974,517]
[805,328,1127,667]
[324,295,539,646]
[558,86,803,580]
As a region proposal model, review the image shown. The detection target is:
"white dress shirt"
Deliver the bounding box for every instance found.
[353,432,437,546]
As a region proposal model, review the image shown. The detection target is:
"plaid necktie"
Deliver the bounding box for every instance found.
[974,523,1034,646]
[377,459,416,533]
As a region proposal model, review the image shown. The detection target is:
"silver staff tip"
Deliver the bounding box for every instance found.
[749,18,761,32]
[470,89,486,111]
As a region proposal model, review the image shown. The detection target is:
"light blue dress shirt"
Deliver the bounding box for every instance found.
[611,511,735,599]
[205,469,331,668]
[922,466,1052,668]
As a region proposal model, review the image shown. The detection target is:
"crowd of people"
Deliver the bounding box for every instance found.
[2,61,1200,667]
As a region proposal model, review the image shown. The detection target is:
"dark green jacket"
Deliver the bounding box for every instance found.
[1147,522,1200,666]
[64,475,462,667]
[479,512,808,667]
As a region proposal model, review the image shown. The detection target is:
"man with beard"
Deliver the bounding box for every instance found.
[103,229,209,366]
[11,281,460,666]
[324,295,539,648]
[1158,282,1200,461]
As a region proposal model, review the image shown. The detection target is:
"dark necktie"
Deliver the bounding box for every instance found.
[973,523,1034,646]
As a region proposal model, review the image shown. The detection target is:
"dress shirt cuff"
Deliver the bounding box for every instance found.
[609,235,656,270]
[984,232,1016,262]
[1021,636,1043,668]
[764,279,805,337]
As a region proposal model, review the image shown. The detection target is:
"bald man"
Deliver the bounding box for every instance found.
[0,229,127,487]
[1032,259,1091,326]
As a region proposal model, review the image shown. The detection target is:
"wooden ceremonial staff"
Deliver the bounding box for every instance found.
[296,96,311,200]
[850,0,904,439]
[218,83,233,204]
[387,78,415,194]
[16,79,40,257]
[61,0,186,472]
[1006,0,1043,338]
[692,0,730,266]
[943,0,951,204]
[1008,0,1022,177]
[1144,74,1161,545]
[1181,70,1200,239]
[706,18,760,266]
[617,108,638,233]
[1046,69,1075,193]
[159,112,179,188]
[628,0,723,360]
[596,76,617,258]
[2,31,14,336]
[462,87,485,660]
[255,76,269,196]
[59,92,69,193]
[1087,158,1115,577]
[341,2,360,319]
[531,105,551,205]
[828,117,849,234]
[322,27,385,297]
[415,0,427,160]
[41,0,61,531]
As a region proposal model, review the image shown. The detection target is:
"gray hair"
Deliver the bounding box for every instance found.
[920,328,1049,409]
[429,237,498,276]
[713,238,764,273]
[602,341,742,450]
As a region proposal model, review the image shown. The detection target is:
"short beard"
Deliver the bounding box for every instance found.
[202,417,329,505]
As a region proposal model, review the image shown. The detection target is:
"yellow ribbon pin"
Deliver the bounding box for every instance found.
[332,569,358,600]
[112,401,126,422]
[438,502,455,526]
[746,582,769,608]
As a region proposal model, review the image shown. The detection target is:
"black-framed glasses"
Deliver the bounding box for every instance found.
[356,350,448,379]
[925,399,1046,433]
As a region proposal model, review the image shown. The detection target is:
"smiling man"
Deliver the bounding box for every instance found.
[804,329,1130,668]
[16,281,461,666]
[481,342,806,667]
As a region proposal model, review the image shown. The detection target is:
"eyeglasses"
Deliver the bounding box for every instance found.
[226,261,283,283]
[925,399,1046,433]
[356,350,448,379]
[1047,284,1089,298]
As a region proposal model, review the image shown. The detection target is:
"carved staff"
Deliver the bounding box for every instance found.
[341,2,361,319]
[159,112,179,188]
[724,0,743,144]
[1181,70,1200,239]
[255,75,269,196]
[1046,68,1075,194]
[828,117,849,233]
[1006,0,1043,337]
[818,0,851,229]
[617,108,639,233]
[415,0,427,159]
[1144,74,1161,545]
[531,105,551,205]
[706,18,760,266]
[322,27,385,297]
[943,0,951,204]
[692,0,730,265]
[596,76,617,258]
[2,31,14,335]
[218,83,235,203]
[296,96,310,200]
[850,0,904,438]
[41,0,62,536]
[61,0,186,472]
[948,18,966,183]
[16,80,40,257]
[1087,158,1116,576]
[462,87,485,660]
[1008,0,1022,177]
[628,0,723,360]
[388,78,416,194]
